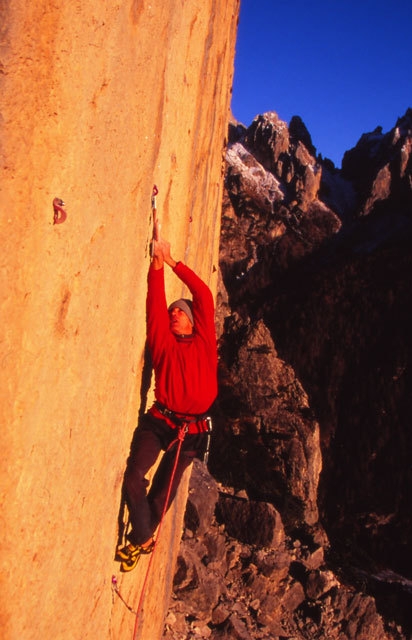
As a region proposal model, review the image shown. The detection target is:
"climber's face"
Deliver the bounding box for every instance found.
[168,307,193,336]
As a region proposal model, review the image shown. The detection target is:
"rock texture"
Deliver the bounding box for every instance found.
[0,2,238,639]
[214,318,321,530]
[164,462,396,640]
[163,110,412,638]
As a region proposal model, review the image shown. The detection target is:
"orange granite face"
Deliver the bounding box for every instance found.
[0,1,239,638]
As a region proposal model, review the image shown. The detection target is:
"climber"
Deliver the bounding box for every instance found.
[116,219,218,572]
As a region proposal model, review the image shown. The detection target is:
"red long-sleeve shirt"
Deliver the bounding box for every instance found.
[146,261,218,415]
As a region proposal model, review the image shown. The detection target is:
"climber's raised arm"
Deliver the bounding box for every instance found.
[151,219,177,270]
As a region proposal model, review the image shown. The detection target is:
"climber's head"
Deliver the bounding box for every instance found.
[168,298,194,336]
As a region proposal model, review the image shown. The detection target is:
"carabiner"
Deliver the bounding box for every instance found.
[151,184,158,210]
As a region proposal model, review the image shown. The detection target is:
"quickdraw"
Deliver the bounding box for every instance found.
[150,185,159,256]
[151,184,158,211]
[53,197,67,224]
[111,575,136,614]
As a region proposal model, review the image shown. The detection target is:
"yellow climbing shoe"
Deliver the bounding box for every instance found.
[116,540,155,572]
[116,542,139,562]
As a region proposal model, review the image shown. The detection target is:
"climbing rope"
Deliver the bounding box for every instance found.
[131,423,188,639]
[111,423,188,638]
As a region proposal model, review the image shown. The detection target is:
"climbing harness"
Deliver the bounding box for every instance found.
[151,402,213,462]
[151,402,212,433]
[53,197,67,224]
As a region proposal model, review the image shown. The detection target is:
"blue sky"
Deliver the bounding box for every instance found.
[231,0,412,167]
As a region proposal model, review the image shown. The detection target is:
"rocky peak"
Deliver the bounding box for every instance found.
[289,114,317,157]
[342,108,412,217]
[240,111,325,212]
[222,112,342,309]
[244,111,290,168]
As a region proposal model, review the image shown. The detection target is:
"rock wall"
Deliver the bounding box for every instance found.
[0,2,239,639]
[211,111,412,638]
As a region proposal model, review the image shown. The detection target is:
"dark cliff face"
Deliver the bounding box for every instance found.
[218,110,412,624]
[164,110,412,640]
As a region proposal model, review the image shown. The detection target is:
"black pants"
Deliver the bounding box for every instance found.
[123,411,206,546]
